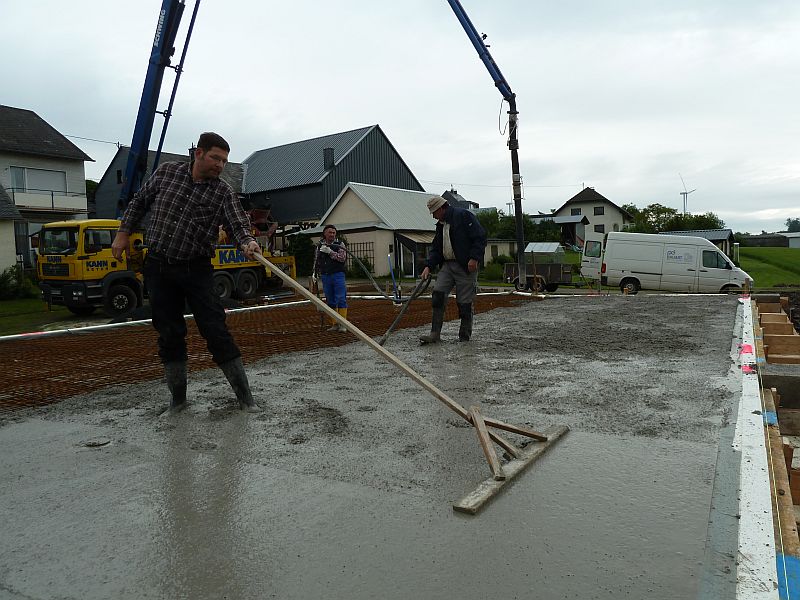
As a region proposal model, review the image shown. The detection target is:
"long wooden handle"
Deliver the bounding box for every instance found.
[253,253,471,419]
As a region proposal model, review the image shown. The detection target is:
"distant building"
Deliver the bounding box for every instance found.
[0,104,92,267]
[243,125,423,224]
[442,188,478,211]
[551,188,634,246]
[295,182,436,277]
[93,146,244,219]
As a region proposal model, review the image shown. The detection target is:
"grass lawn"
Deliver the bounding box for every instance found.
[739,247,800,288]
[0,297,80,336]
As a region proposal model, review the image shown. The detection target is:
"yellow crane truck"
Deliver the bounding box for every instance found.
[36,219,296,317]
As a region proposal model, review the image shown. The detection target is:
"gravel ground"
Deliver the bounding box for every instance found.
[0,293,742,599]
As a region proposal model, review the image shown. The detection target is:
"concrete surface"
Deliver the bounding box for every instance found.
[0,294,742,599]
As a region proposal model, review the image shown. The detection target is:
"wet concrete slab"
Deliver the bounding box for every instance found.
[0,295,740,599]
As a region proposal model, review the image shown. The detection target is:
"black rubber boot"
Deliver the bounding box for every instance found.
[219,357,262,412]
[419,291,446,345]
[163,361,187,414]
[458,302,473,342]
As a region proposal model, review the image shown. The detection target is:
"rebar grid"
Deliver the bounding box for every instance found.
[1,295,533,413]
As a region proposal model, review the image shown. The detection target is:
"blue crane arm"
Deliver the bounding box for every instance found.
[446,0,514,102]
[446,0,528,285]
[117,0,186,216]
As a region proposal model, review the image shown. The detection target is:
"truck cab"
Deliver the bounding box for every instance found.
[37,220,144,317]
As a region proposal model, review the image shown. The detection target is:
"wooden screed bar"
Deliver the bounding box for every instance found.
[254,254,568,513]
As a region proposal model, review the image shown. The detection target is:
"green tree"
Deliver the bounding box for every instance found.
[664,212,725,231]
[477,209,500,238]
[786,218,800,233]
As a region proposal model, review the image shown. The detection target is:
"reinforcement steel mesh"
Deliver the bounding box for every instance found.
[0,294,534,413]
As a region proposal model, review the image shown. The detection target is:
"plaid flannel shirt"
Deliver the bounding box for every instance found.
[119,161,254,260]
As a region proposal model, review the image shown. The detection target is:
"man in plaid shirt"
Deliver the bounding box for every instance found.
[111,132,262,414]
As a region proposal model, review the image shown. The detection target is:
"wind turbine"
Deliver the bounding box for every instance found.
[679,174,696,215]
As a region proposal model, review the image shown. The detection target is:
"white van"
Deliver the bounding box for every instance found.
[581,232,753,294]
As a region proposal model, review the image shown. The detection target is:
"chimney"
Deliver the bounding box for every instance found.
[323,147,334,171]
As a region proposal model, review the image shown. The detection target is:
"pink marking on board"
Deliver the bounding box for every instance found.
[742,365,756,374]
[739,344,754,354]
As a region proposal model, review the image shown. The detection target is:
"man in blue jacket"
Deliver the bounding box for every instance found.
[419,196,487,344]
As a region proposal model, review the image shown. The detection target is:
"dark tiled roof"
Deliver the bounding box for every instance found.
[0,105,92,161]
[556,187,634,220]
[242,125,375,192]
[0,184,22,219]
[661,229,734,241]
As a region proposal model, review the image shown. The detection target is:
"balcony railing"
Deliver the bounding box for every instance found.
[8,188,87,212]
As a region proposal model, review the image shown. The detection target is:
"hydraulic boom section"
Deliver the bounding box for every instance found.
[117,0,200,216]
[446,0,526,285]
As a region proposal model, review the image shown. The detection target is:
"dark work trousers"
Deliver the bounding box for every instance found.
[144,255,241,365]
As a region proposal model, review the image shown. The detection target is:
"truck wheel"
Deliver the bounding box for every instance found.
[620,278,640,295]
[512,277,527,292]
[104,284,137,316]
[545,283,559,293]
[213,272,234,299]
[235,269,259,299]
[68,306,96,317]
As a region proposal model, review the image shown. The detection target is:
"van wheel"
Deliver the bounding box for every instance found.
[68,306,96,317]
[721,285,741,294]
[235,269,259,299]
[620,279,640,295]
[512,277,527,292]
[104,284,137,316]
[545,283,559,293]
[213,272,234,300]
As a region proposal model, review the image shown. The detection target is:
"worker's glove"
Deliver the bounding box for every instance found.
[319,245,332,255]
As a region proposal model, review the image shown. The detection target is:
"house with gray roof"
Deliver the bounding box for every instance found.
[0,104,93,267]
[553,187,634,246]
[93,146,244,219]
[297,182,439,277]
[243,125,424,224]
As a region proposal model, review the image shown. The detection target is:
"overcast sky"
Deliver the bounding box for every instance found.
[4,0,798,233]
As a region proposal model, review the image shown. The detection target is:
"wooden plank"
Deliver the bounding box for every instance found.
[762,322,796,335]
[758,302,785,314]
[792,469,800,504]
[785,444,794,477]
[469,406,505,481]
[761,313,791,324]
[453,425,569,515]
[764,334,800,354]
[482,416,548,441]
[766,417,800,556]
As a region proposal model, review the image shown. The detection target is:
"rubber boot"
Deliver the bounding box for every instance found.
[219,357,262,412]
[335,307,348,332]
[327,308,339,331]
[458,302,473,342]
[163,361,187,414]
[419,292,446,345]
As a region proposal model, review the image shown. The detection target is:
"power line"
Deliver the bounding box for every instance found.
[419,179,581,189]
[64,134,120,146]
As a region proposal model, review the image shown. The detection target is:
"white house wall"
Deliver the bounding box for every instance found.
[328,189,380,224]
[0,152,87,196]
[556,201,626,241]
[0,221,17,270]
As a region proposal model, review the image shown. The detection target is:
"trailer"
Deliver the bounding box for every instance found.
[503,242,573,292]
